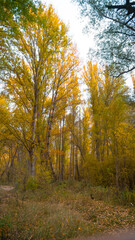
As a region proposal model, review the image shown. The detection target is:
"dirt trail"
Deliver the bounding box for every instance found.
[72,230,135,240]
[0,185,14,191]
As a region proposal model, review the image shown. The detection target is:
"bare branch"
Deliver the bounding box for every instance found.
[115,66,135,78]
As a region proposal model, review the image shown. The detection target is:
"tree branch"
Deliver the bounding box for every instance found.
[115,66,135,78]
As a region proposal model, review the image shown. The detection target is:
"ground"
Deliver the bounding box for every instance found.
[0,181,135,240]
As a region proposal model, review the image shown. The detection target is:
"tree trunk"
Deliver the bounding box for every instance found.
[75,146,80,181]
[72,108,75,180]
[95,121,101,162]
[31,158,36,177]
[61,117,65,181]
[28,151,36,177]
[69,141,72,179]
[58,120,61,180]
[30,78,38,176]
[115,143,119,190]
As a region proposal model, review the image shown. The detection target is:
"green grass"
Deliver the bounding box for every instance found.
[0,181,135,240]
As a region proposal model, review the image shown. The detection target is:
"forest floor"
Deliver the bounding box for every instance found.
[0,181,135,240]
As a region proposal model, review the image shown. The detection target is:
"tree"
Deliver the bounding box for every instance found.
[74,0,135,77]
[106,1,135,18]
[44,46,80,179]
[1,5,80,179]
[83,62,134,189]
[0,0,39,22]
[0,0,40,80]
[66,74,82,180]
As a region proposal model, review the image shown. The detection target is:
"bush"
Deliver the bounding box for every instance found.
[26,176,38,191]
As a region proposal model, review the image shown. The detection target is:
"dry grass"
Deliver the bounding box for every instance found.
[0,181,135,240]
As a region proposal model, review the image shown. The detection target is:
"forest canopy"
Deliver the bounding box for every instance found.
[74,0,135,77]
[0,1,135,192]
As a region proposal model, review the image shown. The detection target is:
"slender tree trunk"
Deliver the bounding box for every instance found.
[29,79,38,176]
[72,108,75,180]
[95,137,100,161]
[101,135,105,161]
[59,132,61,180]
[69,141,72,179]
[31,158,36,177]
[107,135,109,157]
[29,151,36,177]
[75,146,80,181]
[72,142,75,180]
[95,121,100,161]
[115,142,119,190]
[61,117,65,181]
[59,120,62,180]
[8,144,18,181]
[46,129,57,180]
[18,145,23,163]
[45,85,59,179]
[55,137,59,179]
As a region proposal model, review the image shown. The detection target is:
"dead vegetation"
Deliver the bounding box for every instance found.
[0,182,135,240]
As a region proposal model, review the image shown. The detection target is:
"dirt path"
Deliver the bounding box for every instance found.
[72,230,135,240]
[0,185,14,191]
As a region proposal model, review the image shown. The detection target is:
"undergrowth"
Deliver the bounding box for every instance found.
[0,181,135,240]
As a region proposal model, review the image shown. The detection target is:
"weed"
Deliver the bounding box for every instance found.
[0,182,135,239]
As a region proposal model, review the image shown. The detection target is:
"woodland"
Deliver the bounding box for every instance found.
[0,0,135,239]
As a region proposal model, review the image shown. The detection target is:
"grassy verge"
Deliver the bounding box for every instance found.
[0,181,135,240]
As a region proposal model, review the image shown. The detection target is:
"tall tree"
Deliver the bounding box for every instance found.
[66,75,81,180]
[83,62,133,188]
[74,0,135,77]
[1,5,80,178]
[0,0,40,74]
